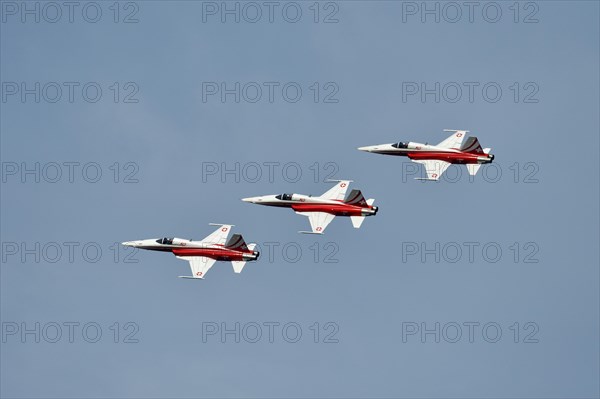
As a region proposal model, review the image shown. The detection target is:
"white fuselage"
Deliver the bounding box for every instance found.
[358,142,494,165]
[242,194,341,206]
[122,238,221,251]
[122,237,259,261]
[358,142,459,155]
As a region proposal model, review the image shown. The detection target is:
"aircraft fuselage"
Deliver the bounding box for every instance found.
[241,194,378,217]
[358,142,494,165]
[122,238,259,262]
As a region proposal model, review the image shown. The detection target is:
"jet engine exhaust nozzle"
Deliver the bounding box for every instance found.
[243,251,260,261]
[362,206,378,216]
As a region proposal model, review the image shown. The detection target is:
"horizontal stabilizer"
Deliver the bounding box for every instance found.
[466,164,482,176]
[299,231,324,235]
[366,198,375,206]
[350,216,365,228]
[232,261,246,273]
[483,148,491,154]
[178,276,204,280]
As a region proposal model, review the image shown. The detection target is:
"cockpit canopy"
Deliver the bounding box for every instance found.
[157,237,174,245]
[391,142,408,149]
[275,194,293,201]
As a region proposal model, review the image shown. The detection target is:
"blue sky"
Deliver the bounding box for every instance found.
[1,1,599,398]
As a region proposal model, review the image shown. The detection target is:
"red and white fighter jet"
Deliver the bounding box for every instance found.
[122,224,259,279]
[242,180,378,234]
[358,129,494,181]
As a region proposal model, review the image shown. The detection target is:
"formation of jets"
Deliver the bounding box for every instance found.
[123,129,494,279]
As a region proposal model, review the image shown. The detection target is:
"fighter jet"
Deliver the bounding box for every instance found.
[122,224,259,279]
[358,129,494,181]
[242,180,378,234]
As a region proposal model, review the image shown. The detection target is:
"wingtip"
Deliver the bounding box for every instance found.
[324,179,354,183]
[414,178,439,182]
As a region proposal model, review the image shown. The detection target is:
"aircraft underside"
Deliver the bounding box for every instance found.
[408,151,486,164]
[291,203,374,217]
[171,247,252,261]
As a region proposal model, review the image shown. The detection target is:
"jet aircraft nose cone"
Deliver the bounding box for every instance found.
[358,145,378,152]
[242,196,262,203]
[122,241,134,247]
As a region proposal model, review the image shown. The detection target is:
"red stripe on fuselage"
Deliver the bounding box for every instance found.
[171,247,252,261]
[291,202,372,216]
[408,151,483,164]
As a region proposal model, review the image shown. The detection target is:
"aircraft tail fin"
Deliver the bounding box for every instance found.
[225,234,249,251]
[460,136,486,154]
[344,189,368,207]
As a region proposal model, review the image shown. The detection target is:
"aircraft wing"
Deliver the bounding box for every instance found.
[412,160,452,181]
[200,224,233,246]
[297,212,336,234]
[437,130,468,149]
[320,180,352,200]
[177,256,217,279]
